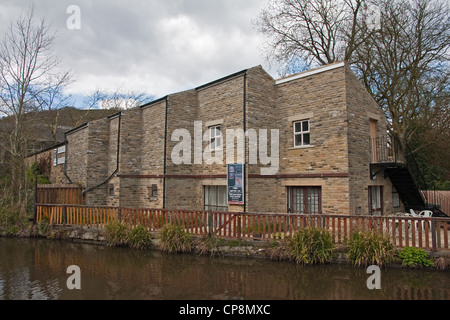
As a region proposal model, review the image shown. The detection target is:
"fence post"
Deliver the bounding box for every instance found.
[431,218,437,252]
[63,205,67,225]
[207,209,212,237]
[237,213,242,240]
[33,171,38,224]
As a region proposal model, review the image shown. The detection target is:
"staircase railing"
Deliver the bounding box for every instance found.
[372,136,401,163]
[404,142,430,207]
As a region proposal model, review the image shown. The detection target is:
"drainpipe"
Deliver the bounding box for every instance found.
[163,96,168,209]
[243,71,247,213]
[83,112,122,196]
[63,132,73,184]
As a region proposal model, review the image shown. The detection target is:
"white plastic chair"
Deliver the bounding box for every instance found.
[418,210,433,229]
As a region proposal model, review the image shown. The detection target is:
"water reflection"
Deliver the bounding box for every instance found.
[0,238,448,300]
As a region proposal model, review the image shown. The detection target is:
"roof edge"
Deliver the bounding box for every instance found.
[275,61,346,85]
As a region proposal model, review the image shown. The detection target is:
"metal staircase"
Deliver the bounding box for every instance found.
[370,136,448,217]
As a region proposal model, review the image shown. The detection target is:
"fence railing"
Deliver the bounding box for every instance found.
[35,204,450,251]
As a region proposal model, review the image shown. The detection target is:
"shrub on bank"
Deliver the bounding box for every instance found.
[398,246,434,268]
[344,230,395,267]
[104,221,153,250]
[287,227,335,265]
[0,198,30,237]
[126,224,153,250]
[159,224,193,253]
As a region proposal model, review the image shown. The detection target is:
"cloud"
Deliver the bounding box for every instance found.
[0,0,273,104]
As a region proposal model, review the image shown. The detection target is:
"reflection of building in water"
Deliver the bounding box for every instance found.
[1,239,448,300]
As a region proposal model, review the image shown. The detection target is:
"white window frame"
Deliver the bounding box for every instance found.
[209,125,222,152]
[53,146,66,166]
[293,120,311,147]
[53,149,58,166]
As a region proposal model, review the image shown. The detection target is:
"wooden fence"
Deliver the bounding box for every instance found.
[37,186,84,205]
[422,190,450,215]
[35,204,450,251]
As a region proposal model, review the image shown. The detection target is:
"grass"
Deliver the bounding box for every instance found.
[344,230,395,267]
[287,227,335,264]
[104,220,153,250]
[158,224,193,253]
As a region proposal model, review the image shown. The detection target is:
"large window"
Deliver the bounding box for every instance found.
[209,125,222,151]
[204,185,227,212]
[293,120,311,147]
[287,186,321,214]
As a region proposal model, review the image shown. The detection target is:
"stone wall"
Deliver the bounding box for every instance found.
[344,65,398,215]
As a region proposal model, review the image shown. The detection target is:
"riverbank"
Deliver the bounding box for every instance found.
[7,223,449,271]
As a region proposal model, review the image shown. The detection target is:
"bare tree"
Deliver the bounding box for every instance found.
[255,0,367,73]
[255,0,450,159]
[351,0,449,156]
[67,86,154,127]
[36,73,74,144]
[0,7,71,191]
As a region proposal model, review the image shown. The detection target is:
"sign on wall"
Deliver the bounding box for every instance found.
[227,163,244,205]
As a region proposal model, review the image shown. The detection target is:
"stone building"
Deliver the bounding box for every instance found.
[50,62,409,215]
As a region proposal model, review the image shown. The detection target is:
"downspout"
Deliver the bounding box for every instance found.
[163,96,168,209]
[63,131,73,184]
[243,71,247,213]
[83,112,122,196]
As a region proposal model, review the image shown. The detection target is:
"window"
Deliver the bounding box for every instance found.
[53,146,66,166]
[287,186,321,214]
[294,120,311,147]
[204,186,227,212]
[209,125,222,151]
[369,186,383,216]
[53,149,58,166]
[392,187,400,208]
[151,184,158,197]
[108,184,114,196]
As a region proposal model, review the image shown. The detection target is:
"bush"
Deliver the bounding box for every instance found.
[104,220,130,247]
[0,195,30,237]
[398,247,434,268]
[126,224,153,250]
[159,224,193,253]
[104,221,153,249]
[345,230,394,267]
[287,227,335,264]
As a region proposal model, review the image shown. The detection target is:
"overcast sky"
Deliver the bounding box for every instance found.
[0,0,277,107]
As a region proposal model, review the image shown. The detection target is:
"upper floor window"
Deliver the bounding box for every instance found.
[294,120,311,147]
[53,146,66,166]
[209,125,222,151]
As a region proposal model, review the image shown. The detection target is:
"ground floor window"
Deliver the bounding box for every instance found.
[287,186,322,214]
[369,186,383,216]
[392,187,400,208]
[204,185,227,212]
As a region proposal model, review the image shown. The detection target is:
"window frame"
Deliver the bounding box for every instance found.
[368,186,383,216]
[53,147,66,166]
[293,120,311,148]
[204,185,228,212]
[209,125,222,152]
[287,186,322,215]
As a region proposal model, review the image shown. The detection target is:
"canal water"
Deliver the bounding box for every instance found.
[0,237,448,301]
